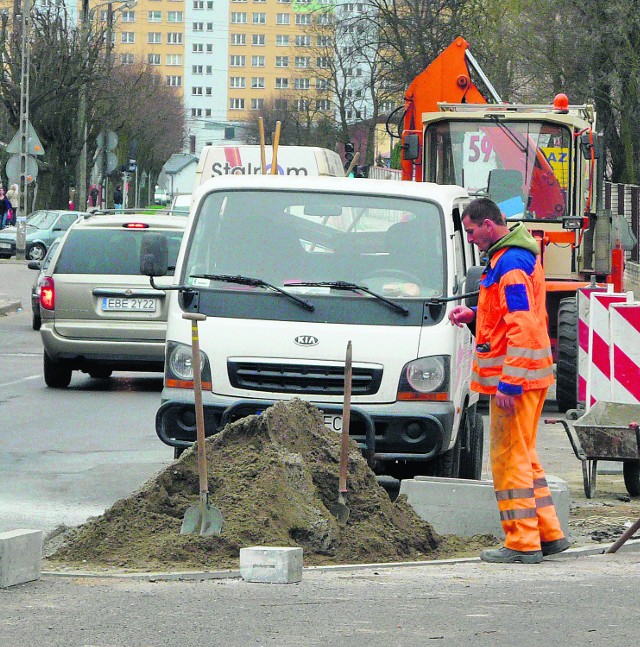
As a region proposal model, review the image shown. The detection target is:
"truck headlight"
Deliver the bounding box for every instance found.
[166,341,211,389]
[397,356,449,401]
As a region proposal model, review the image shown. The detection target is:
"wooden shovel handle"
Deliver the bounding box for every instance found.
[271,121,282,175]
[258,117,267,175]
[340,341,352,493]
[183,313,208,495]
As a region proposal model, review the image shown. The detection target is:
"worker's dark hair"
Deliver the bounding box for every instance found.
[462,198,506,226]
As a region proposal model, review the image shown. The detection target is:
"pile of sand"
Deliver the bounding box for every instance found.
[48,399,492,571]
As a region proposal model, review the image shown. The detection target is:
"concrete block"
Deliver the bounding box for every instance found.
[0,529,43,588]
[239,546,303,584]
[399,475,571,540]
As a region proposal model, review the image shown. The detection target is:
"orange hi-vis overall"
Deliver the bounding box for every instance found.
[472,242,564,552]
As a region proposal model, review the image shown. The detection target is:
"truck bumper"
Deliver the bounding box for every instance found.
[155,394,455,465]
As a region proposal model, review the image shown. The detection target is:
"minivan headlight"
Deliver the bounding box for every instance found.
[166,341,211,388]
[397,356,449,401]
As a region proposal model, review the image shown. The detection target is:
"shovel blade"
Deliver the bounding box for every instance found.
[200,506,224,536]
[329,492,350,526]
[181,505,202,535]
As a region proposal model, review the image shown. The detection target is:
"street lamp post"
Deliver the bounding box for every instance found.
[76,0,89,212]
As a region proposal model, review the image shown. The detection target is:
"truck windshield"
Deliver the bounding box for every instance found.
[183,189,445,299]
[425,119,571,219]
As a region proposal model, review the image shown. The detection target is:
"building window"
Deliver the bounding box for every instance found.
[206,66,212,74]
[230,76,246,88]
[252,34,265,46]
[121,31,134,43]
[294,56,311,68]
[294,99,310,111]
[277,0,290,3]
[192,87,203,95]
[230,55,246,66]
[205,87,212,95]
[167,33,183,44]
[167,54,182,65]
[316,35,332,46]
[275,77,289,89]
[120,53,134,64]
[148,53,161,65]
[295,35,311,46]
[167,11,183,22]
[229,98,245,110]
[252,12,266,23]
[231,33,246,45]
[316,13,333,24]
[294,77,310,89]
[147,10,162,21]
[275,56,289,67]
[380,101,396,112]
[121,10,135,21]
[193,0,204,8]
[192,64,203,74]
[251,76,265,88]
[317,56,331,68]
[148,32,161,44]
[192,43,204,52]
[251,55,265,67]
[316,78,329,90]
[316,99,331,111]
[231,0,247,2]
[251,98,264,110]
[275,99,287,111]
[295,13,311,24]
[193,21,204,31]
[207,22,213,30]
[276,13,289,24]
[166,75,182,86]
[191,108,202,117]
[276,35,289,46]
[206,44,213,52]
[205,109,211,116]
[231,12,247,23]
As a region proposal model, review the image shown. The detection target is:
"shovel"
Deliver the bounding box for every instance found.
[330,341,352,526]
[180,312,223,536]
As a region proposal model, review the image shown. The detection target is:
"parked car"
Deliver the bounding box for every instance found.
[0,210,88,260]
[38,211,186,388]
[154,187,169,205]
[28,238,61,330]
[168,193,191,215]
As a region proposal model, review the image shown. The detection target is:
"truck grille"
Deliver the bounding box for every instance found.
[227,361,382,395]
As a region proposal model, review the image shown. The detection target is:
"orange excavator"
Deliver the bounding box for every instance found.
[390,37,628,411]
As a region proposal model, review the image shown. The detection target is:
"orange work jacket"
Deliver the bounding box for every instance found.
[471,246,555,396]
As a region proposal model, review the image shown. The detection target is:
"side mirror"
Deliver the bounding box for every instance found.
[580,133,602,160]
[464,265,484,308]
[140,232,169,277]
[28,261,41,270]
[402,132,421,161]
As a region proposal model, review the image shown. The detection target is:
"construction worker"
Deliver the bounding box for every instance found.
[449,198,570,564]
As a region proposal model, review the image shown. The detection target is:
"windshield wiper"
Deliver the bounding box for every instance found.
[190,274,315,312]
[286,281,409,316]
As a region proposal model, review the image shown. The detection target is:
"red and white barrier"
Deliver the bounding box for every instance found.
[609,302,640,404]
[577,286,607,404]
[585,289,631,409]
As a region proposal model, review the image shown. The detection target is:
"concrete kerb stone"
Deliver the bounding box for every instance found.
[38,538,640,583]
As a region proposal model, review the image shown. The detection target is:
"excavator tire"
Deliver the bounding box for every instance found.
[556,296,579,412]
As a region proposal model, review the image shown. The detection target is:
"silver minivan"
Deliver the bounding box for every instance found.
[39,212,186,388]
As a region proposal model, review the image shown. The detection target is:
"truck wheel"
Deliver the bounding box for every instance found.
[44,353,72,388]
[623,461,640,496]
[459,413,484,480]
[425,427,462,478]
[556,296,579,412]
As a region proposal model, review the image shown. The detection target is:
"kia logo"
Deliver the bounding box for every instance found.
[294,335,319,346]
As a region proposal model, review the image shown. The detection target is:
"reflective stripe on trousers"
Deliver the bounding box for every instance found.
[490,388,565,552]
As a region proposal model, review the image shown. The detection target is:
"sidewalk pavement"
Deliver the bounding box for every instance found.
[0,295,21,315]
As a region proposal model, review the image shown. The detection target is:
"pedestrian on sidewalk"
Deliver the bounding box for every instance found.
[0,187,13,229]
[449,197,570,564]
[114,186,123,210]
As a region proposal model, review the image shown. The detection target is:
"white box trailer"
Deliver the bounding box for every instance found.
[194,145,344,185]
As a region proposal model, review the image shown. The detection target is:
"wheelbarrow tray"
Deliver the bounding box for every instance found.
[572,401,640,461]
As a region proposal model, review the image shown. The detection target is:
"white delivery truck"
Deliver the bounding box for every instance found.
[193,145,344,184]
[141,174,484,480]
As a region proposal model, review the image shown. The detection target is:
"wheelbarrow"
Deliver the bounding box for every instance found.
[545,401,640,499]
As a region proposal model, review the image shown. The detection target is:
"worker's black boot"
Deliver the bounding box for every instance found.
[480,547,543,564]
[541,537,571,556]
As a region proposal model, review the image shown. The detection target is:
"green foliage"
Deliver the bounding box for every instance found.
[390,141,402,170]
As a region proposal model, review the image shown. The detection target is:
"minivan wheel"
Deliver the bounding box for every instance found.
[44,353,72,388]
[27,243,46,261]
[459,413,484,480]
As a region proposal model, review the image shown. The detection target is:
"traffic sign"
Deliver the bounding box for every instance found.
[96,130,118,151]
[6,122,44,156]
[5,154,38,184]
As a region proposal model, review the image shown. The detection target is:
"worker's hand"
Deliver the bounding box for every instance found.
[448,305,475,327]
[495,390,516,410]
